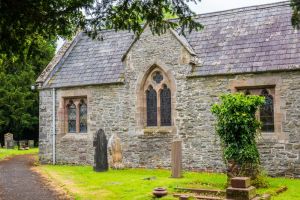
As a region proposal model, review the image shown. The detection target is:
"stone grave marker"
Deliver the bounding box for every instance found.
[171,140,182,178]
[226,177,256,200]
[93,129,108,172]
[108,134,124,169]
[19,140,28,149]
[28,140,35,148]
[4,133,14,149]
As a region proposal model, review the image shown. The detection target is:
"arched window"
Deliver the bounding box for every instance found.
[141,68,173,127]
[160,84,171,126]
[67,100,76,133]
[260,89,274,132]
[146,86,157,126]
[79,100,87,133]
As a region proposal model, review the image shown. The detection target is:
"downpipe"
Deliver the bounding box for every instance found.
[52,88,56,165]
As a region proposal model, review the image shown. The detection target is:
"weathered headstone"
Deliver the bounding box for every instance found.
[4,133,14,149]
[93,129,108,172]
[171,140,182,178]
[108,134,124,169]
[19,140,28,150]
[28,140,35,148]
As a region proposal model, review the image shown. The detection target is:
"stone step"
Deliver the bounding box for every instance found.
[226,186,256,200]
[174,193,224,200]
[175,187,226,195]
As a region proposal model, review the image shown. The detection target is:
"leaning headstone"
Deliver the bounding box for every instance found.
[93,129,108,172]
[171,140,182,178]
[108,134,124,169]
[28,140,35,148]
[4,133,14,149]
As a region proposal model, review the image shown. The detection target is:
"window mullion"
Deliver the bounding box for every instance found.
[157,89,161,127]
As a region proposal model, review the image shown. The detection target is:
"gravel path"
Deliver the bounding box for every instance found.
[0,154,63,200]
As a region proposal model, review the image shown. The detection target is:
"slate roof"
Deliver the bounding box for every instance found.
[188,1,300,77]
[40,1,300,88]
[44,30,134,88]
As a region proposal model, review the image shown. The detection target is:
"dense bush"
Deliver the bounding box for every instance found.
[211,93,267,186]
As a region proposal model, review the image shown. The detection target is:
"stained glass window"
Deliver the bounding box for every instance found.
[146,86,157,126]
[160,85,171,126]
[260,89,274,132]
[153,72,163,84]
[79,100,87,133]
[67,100,76,133]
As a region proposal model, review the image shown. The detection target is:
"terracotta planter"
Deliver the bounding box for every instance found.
[153,187,168,198]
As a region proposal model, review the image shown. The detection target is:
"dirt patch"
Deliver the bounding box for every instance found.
[0,154,70,200]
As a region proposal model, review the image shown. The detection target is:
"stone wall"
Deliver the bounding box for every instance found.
[39,89,54,163]
[184,71,300,176]
[39,28,300,177]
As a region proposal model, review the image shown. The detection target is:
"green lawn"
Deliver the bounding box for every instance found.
[0,147,38,160]
[39,165,300,200]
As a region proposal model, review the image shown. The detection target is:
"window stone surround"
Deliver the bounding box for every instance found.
[136,62,178,135]
[57,88,91,138]
[229,76,286,142]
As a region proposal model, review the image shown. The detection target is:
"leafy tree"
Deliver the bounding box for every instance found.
[211,93,266,185]
[291,0,300,28]
[0,0,202,58]
[0,36,55,143]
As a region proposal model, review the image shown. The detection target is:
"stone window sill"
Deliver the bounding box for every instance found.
[62,132,91,140]
[143,126,175,135]
[259,132,287,143]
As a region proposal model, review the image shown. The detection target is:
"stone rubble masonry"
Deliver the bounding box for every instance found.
[39,28,300,177]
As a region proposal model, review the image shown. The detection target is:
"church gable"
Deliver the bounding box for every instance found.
[37,1,300,89]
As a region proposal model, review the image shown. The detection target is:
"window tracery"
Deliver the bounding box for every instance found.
[65,97,87,133]
[141,67,173,127]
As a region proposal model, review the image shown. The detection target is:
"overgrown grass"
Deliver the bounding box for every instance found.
[0,147,38,160]
[39,165,300,200]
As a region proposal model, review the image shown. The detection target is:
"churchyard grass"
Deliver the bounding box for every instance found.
[0,147,38,161]
[38,165,300,200]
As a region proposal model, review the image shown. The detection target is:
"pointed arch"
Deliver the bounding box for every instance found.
[136,62,176,129]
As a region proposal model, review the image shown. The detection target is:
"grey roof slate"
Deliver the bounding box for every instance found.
[45,30,134,88]
[187,1,300,76]
[42,1,300,88]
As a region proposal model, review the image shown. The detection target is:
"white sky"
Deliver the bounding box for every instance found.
[189,0,284,14]
[56,0,285,51]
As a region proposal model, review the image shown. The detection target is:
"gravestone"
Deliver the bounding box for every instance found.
[28,140,35,148]
[4,133,14,149]
[19,140,28,149]
[226,177,256,200]
[93,129,108,172]
[171,140,182,178]
[108,134,124,169]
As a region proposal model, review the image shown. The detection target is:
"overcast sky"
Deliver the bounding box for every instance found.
[189,0,284,14]
[56,0,285,51]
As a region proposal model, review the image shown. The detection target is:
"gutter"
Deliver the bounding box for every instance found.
[52,88,56,165]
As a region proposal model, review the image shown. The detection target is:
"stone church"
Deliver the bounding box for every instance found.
[37,1,300,177]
